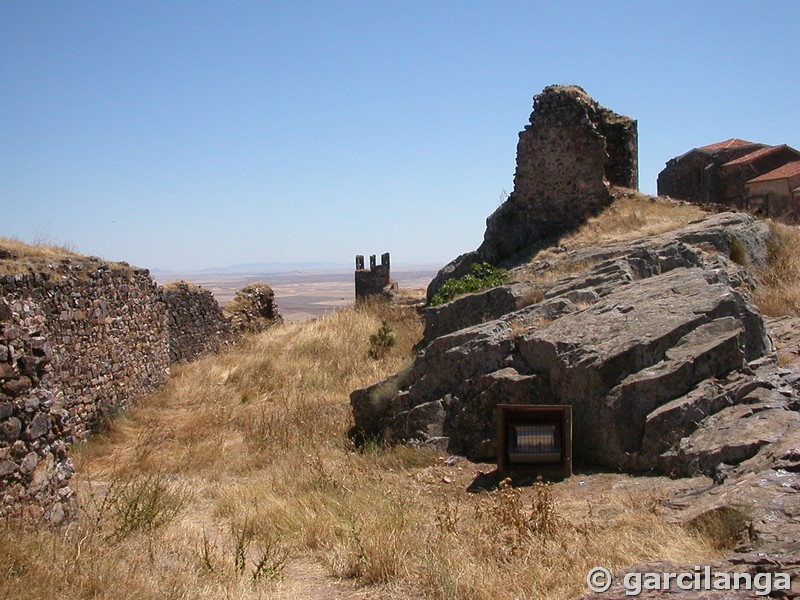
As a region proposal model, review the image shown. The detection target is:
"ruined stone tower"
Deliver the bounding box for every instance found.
[355,253,398,300]
[480,85,638,263]
[427,84,638,302]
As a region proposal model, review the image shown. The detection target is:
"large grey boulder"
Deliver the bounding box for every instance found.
[421,212,769,345]
[352,249,772,470]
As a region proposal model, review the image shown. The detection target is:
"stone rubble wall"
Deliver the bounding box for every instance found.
[0,297,76,524]
[1,261,171,442]
[225,282,283,335]
[163,281,233,363]
[0,256,282,523]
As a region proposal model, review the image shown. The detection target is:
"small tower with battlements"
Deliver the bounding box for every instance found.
[355,252,397,301]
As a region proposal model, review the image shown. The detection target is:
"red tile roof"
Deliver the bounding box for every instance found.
[697,138,756,151]
[723,144,791,167]
[747,161,800,184]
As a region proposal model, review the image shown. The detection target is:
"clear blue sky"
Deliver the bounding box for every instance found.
[2,1,798,271]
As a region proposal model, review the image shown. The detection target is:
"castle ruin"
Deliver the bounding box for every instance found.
[354,253,397,301]
[428,85,638,302]
[481,85,638,263]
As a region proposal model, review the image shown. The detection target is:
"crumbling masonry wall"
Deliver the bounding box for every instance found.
[1,262,170,442]
[163,281,232,363]
[0,297,75,524]
[225,282,283,335]
[0,253,283,522]
[480,85,638,263]
[1,259,170,522]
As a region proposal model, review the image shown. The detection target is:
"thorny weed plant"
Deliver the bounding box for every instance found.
[198,521,289,582]
[434,493,461,537]
[475,477,561,559]
[80,473,188,543]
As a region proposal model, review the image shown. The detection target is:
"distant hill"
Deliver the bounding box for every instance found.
[199,261,350,274]
[156,261,443,276]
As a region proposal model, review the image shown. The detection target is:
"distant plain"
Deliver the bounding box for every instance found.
[152,265,440,321]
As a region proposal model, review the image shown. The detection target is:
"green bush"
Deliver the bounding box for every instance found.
[368,320,396,359]
[430,262,509,306]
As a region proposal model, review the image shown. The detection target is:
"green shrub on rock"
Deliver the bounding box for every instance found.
[430,262,509,306]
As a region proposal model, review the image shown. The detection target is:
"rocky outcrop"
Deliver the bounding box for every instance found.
[423,212,769,344]
[354,211,800,597]
[352,212,776,468]
[353,83,800,599]
[427,85,638,302]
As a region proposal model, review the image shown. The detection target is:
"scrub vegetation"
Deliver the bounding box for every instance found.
[754,221,800,316]
[430,262,510,306]
[0,299,725,600]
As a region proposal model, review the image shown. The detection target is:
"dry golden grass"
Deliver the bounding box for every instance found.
[0,236,80,260]
[0,236,133,277]
[514,189,707,287]
[0,299,725,600]
[754,221,800,316]
[162,280,206,292]
[513,257,603,287]
[0,237,82,275]
[557,188,707,251]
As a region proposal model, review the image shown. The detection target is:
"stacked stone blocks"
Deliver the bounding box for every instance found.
[0,253,281,522]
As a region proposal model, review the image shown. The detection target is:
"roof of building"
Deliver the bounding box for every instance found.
[723,145,778,166]
[747,161,800,184]
[697,138,757,152]
[722,144,800,167]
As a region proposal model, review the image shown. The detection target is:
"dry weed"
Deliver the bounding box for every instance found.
[0,236,79,259]
[560,190,706,249]
[0,237,130,277]
[754,221,800,316]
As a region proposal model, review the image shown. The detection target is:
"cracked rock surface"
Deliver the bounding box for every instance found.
[352,211,800,598]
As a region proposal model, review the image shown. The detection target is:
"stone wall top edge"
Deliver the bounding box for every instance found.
[0,256,148,281]
[531,84,635,125]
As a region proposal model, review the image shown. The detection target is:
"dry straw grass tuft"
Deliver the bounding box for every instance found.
[557,188,706,250]
[0,236,134,277]
[516,189,707,287]
[754,221,800,316]
[0,236,79,260]
[0,237,82,275]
